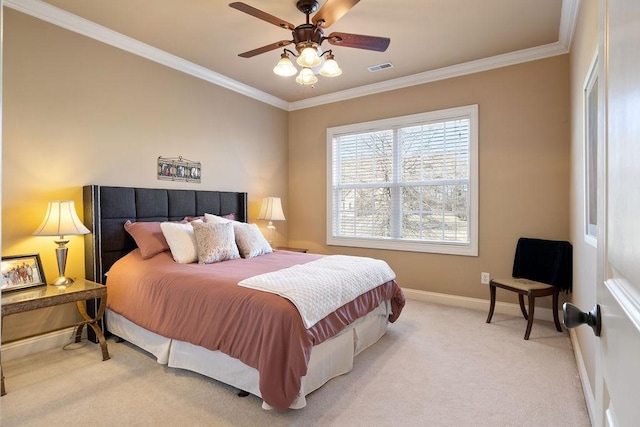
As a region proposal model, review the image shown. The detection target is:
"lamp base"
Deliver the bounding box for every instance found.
[267,222,276,247]
[52,241,73,286]
[51,276,75,286]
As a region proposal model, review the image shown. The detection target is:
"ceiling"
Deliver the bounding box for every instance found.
[8,0,578,110]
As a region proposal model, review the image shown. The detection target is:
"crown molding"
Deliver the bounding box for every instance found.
[4,0,289,110]
[288,41,569,111]
[289,0,580,111]
[559,0,581,49]
[4,0,579,112]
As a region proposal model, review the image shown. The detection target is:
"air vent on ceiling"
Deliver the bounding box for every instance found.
[368,62,394,72]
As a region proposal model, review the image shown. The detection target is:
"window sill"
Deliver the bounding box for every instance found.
[327,236,478,256]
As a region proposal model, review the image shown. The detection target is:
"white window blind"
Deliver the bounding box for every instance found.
[327,105,478,256]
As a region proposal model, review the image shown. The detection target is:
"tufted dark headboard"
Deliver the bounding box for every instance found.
[82,185,248,284]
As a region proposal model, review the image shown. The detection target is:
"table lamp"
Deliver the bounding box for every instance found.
[33,200,90,286]
[257,197,286,246]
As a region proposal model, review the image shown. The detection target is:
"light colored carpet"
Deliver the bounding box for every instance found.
[0,300,590,426]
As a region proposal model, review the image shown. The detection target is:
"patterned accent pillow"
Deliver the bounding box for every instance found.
[192,222,240,264]
[160,222,199,264]
[204,213,235,224]
[234,223,273,258]
[124,220,169,259]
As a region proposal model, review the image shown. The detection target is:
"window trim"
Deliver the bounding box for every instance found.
[326,104,479,256]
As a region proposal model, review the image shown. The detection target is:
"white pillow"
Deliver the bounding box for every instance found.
[204,213,233,224]
[160,222,199,264]
[234,222,273,258]
[192,222,240,264]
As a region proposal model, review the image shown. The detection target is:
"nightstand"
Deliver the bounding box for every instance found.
[1,278,110,396]
[276,246,308,253]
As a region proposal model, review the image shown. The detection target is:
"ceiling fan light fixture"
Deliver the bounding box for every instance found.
[319,53,342,77]
[296,44,322,68]
[273,52,297,76]
[230,1,391,87]
[295,67,318,85]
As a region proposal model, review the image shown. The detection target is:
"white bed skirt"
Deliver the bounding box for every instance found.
[106,300,391,409]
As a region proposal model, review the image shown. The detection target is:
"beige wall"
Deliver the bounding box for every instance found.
[288,55,571,303]
[569,0,599,409]
[1,10,288,341]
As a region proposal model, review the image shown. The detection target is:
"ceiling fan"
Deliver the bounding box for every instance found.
[229,0,390,85]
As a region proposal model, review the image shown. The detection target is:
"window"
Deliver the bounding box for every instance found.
[327,105,478,256]
[584,53,598,247]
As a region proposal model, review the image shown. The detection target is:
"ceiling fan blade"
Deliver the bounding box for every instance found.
[326,32,390,52]
[238,40,293,58]
[312,0,361,28]
[229,2,295,30]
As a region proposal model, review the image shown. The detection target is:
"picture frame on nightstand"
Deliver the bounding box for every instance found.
[1,253,47,293]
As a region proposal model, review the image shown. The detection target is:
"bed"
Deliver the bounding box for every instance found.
[82,185,405,410]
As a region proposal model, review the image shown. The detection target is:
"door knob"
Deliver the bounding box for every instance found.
[562,302,601,337]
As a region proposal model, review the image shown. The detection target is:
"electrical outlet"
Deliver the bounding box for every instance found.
[481,272,491,285]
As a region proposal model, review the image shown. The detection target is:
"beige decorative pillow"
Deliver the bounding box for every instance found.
[192,222,240,264]
[204,213,233,224]
[234,223,273,258]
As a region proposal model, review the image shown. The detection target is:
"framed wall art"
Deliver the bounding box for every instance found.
[1,253,47,292]
[157,156,201,183]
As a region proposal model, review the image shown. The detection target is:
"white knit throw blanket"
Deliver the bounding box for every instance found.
[238,255,396,329]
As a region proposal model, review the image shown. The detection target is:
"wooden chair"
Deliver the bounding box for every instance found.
[486,237,572,340]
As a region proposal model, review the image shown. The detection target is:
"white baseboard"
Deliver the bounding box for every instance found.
[569,329,596,426]
[1,327,86,362]
[402,287,559,323]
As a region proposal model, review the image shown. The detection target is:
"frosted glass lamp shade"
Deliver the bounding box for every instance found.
[296,45,322,68]
[319,54,342,77]
[295,67,318,85]
[273,53,297,77]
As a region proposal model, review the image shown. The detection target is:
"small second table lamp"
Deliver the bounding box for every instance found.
[257,197,286,246]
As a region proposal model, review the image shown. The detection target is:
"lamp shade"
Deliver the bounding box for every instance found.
[295,67,318,85]
[296,45,322,68]
[33,200,90,237]
[319,54,342,77]
[273,53,297,77]
[257,197,286,222]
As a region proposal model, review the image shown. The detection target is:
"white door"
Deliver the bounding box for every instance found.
[595,0,640,425]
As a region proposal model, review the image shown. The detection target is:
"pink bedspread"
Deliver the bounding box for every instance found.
[106,249,405,410]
